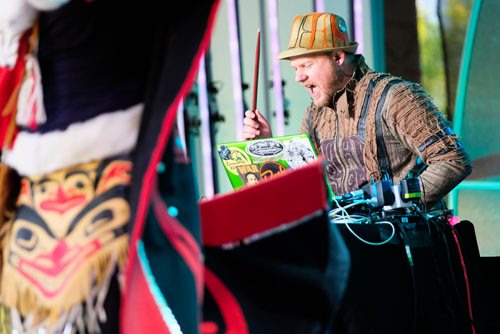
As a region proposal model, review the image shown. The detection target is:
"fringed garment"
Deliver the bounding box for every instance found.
[0,157,131,333]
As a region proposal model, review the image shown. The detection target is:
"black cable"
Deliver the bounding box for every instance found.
[398,222,417,334]
[423,214,459,323]
[418,175,427,214]
[432,215,471,330]
[435,217,464,298]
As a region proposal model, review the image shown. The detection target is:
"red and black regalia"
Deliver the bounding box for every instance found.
[0,0,220,332]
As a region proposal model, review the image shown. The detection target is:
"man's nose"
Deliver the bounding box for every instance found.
[295,71,307,82]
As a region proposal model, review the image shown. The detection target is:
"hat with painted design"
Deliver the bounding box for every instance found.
[277,12,358,60]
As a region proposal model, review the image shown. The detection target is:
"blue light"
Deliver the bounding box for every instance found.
[157,162,166,174]
[168,206,179,218]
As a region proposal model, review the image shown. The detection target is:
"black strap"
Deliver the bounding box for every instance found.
[309,74,389,145]
[417,126,454,153]
[357,74,389,142]
[375,79,403,182]
[308,75,402,183]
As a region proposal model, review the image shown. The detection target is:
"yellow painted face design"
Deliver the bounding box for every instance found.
[3,159,132,304]
[26,162,99,238]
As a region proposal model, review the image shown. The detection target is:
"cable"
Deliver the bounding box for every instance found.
[418,175,427,213]
[423,214,458,326]
[448,223,477,334]
[398,223,417,334]
[343,220,396,246]
[435,218,465,303]
[329,198,396,246]
[330,214,369,224]
[431,215,473,331]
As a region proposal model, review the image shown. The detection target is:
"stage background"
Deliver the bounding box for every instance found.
[178,0,499,256]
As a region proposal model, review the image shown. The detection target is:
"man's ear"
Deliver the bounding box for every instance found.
[333,51,345,66]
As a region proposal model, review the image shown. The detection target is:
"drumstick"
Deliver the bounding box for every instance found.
[251,29,261,112]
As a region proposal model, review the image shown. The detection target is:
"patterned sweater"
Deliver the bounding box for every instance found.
[301,56,472,204]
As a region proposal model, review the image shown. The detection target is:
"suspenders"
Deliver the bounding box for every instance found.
[307,75,405,183]
[357,74,389,142]
[374,79,403,181]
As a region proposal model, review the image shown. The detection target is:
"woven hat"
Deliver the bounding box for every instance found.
[277,12,358,60]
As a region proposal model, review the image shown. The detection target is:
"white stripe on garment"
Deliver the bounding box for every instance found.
[4,103,143,176]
